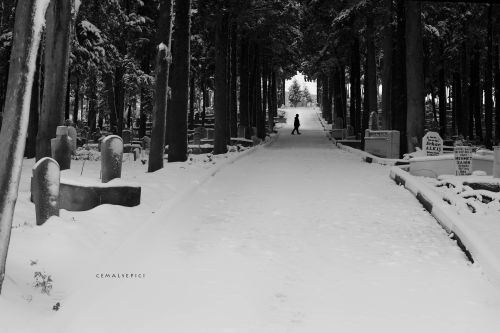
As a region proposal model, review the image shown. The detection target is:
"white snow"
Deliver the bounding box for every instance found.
[1,107,500,332]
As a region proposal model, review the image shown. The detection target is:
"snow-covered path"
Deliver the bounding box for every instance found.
[59,108,500,332]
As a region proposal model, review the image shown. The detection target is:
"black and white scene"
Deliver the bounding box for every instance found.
[1,0,500,331]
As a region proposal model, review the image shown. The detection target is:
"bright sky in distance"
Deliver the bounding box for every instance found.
[285,72,317,94]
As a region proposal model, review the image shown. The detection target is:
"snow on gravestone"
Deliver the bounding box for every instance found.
[454,146,473,176]
[423,131,443,156]
[101,135,123,183]
[32,157,60,225]
[51,126,72,170]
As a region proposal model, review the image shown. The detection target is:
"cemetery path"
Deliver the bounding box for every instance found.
[60,108,500,332]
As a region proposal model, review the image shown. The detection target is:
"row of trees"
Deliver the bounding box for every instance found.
[0,0,302,293]
[302,1,500,154]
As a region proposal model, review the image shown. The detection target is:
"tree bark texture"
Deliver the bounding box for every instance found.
[36,0,72,160]
[0,0,50,294]
[168,0,191,162]
[405,0,425,153]
[214,13,229,154]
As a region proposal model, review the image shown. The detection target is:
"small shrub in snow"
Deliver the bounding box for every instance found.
[33,271,53,295]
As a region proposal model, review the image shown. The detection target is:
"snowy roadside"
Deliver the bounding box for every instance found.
[0,138,274,331]
[389,166,500,289]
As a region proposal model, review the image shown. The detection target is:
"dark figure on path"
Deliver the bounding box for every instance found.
[291,114,301,135]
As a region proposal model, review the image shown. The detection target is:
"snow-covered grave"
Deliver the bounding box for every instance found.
[363,129,400,159]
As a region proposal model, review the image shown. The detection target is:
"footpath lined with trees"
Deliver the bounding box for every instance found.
[0,0,499,294]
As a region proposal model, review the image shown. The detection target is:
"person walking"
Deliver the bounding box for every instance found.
[291,114,301,135]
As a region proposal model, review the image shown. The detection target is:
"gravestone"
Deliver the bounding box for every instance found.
[193,132,202,145]
[67,125,77,153]
[101,135,123,183]
[195,126,207,138]
[51,126,72,170]
[334,117,344,130]
[122,130,132,144]
[142,136,151,150]
[237,126,246,138]
[206,128,215,140]
[422,131,443,156]
[369,112,378,130]
[32,157,60,225]
[493,146,500,178]
[454,146,473,176]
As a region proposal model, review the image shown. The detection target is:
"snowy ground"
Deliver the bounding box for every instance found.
[2,107,500,332]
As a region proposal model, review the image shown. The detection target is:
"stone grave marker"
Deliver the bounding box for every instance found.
[454,146,473,176]
[423,131,443,156]
[101,135,123,183]
[122,129,132,144]
[51,126,72,170]
[193,132,202,145]
[237,126,246,138]
[206,128,215,139]
[67,125,77,153]
[32,157,60,225]
[369,112,378,130]
[494,146,500,178]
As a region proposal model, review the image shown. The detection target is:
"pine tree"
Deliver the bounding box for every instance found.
[288,79,302,107]
[302,86,312,105]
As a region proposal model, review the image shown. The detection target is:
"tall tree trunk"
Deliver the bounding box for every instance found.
[65,73,70,120]
[351,36,361,135]
[494,44,500,143]
[105,74,117,133]
[438,44,446,137]
[239,35,250,138]
[453,72,462,137]
[327,71,334,123]
[189,74,195,130]
[271,70,278,119]
[248,43,256,128]
[340,65,347,122]
[366,14,378,123]
[392,0,407,155]
[484,4,493,148]
[333,67,343,124]
[148,0,173,172]
[361,54,370,149]
[255,45,264,140]
[87,74,97,132]
[405,0,424,153]
[461,43,470,139]
[73,76,79,123]
[202,82,207,127]
[114,67,125,135]
[214,13,229,154]
[36,0,72,160]
[382,0,393,129]
[230,22,238,137]
[26,45,42,159]
[262,61,269,132]
[0,0,50,294]
[168,0,191,162]
[471,48,482,141]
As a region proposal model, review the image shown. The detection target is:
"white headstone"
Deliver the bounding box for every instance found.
[454,146,473,176]
[423,131,443,156]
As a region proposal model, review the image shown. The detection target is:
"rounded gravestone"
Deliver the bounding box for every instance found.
[32,157,60,225]
[51,126,72,170]
[423,131,443,156]
[493,146,500,178]
[101,135,123,183]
